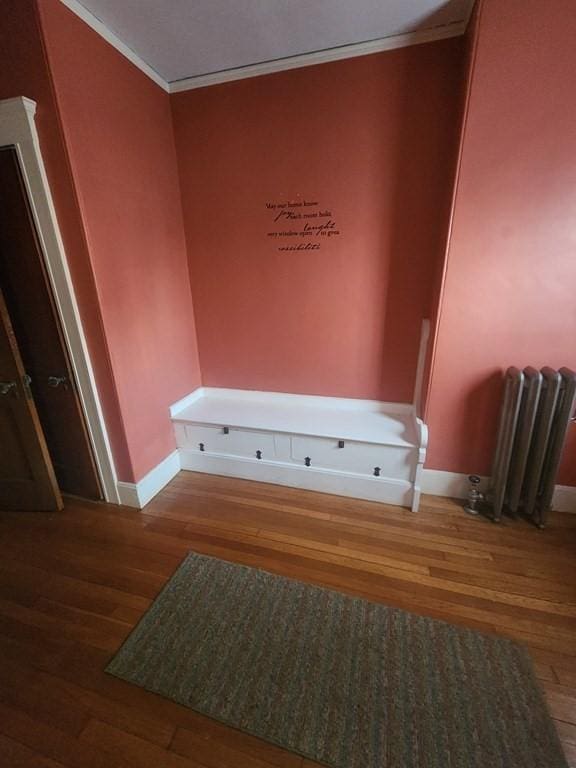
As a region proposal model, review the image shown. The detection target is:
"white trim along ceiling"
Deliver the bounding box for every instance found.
[59,0,474,92]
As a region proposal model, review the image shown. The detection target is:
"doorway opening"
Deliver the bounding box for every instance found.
[0,145,103,510]
[0,97,118,508]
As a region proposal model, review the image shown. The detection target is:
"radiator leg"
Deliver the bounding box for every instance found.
[464,475,484,516]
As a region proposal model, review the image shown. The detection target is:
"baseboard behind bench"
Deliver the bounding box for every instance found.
[116,389,575,513]
[422,470,576,513]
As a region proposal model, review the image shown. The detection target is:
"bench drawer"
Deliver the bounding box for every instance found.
[179,424,276,460]
[290,436,414,480]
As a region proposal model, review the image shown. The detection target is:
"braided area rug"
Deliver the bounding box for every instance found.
[107,552,567,768]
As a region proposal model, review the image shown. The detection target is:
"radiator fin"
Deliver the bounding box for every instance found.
[490,367,575,527]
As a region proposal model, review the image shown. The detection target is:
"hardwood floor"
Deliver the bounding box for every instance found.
[0,470,575,767]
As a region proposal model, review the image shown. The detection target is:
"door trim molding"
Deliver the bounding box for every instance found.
[0,96,119,503]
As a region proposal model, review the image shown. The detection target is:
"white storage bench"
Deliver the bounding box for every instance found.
[171,389,428,511]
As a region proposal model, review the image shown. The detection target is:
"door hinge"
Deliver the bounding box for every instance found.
[0,381,17,396]
[48,375,68,390]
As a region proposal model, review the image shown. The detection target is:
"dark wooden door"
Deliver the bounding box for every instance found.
[0,147,102,500]
[0,287,63,511]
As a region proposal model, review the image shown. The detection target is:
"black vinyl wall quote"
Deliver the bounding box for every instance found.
[266,199,341,252]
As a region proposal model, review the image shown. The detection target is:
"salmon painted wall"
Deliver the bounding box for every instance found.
[0,0,132,479]
[172,40,464,403]
[426,0,576,485]
[419,9,480,420]
[38,0,202,481]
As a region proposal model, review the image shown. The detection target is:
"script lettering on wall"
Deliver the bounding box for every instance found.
[266,199,341,252]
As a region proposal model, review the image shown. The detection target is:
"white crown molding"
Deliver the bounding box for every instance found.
[57,2,466,94]
[58,0,169,92]
[169,23,467,93]
[117,449,181,508]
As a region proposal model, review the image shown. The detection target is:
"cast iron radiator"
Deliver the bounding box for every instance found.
[490,367,576,527]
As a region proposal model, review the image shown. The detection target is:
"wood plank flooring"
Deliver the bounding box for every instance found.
[0,470,575,767]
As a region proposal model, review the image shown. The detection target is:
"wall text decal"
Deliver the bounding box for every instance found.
[266,199,341,251]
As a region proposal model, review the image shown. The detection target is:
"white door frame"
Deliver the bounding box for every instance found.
[0,96,119,503]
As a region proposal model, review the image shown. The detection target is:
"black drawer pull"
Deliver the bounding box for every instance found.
[338,440,345,449]
[304,457,311,467]
[373,467,381,477]
[223,426,229,434]
[256,450,262,460]
[199,443,205,452]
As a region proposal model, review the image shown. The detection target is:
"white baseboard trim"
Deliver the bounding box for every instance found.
[553,485,576,513]
[422,469,576,513]
[180,450,414,508]
[422,470,490,499]
[117,450,181,509]
[169,387,205,417]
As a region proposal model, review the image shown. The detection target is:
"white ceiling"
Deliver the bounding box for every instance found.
[68,0,475,84]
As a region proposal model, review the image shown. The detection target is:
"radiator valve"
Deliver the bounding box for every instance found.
[464,475,484,516]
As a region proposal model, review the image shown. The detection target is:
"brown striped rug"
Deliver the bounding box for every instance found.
[106,552,567,768]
